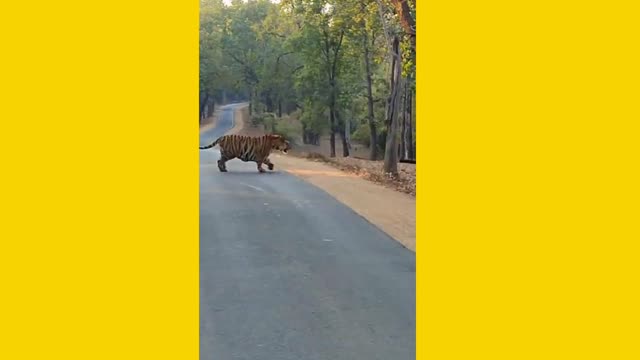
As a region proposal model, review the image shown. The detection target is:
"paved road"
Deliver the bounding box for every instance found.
[200,104,415,360]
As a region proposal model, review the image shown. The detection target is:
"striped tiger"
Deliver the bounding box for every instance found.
[199,134,291,173]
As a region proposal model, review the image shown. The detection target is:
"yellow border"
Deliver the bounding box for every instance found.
[1,0,639,359]
[1,1,199,359]
[418,1,639,358]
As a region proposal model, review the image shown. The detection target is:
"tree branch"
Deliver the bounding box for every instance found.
[330,30,345,79]
[276,51,295,63]
[388,0,416,49]
[264,31,286,38]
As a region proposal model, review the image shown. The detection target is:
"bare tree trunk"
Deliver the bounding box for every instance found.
[345,116,351,155]
[400,82,408,160]
[329,108,337,158]
[339,132,349,157]
[400,79,414,160]
[328,78,338,157]
[363,30,378,160]
[254,88,260,114]
[200,92,209,123]
[383,37,403,175]
[323,29,344,159]
[337,110,350,157]
[407,85,415,160]
[265,93,274,113]
[207,97,215,118]
[250,87,260,115]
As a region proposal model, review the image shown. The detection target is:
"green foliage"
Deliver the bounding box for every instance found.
[352,124,371,147]
[200,0,416,158]
[250,112,276,128]
[274,119,300,144]
[298,99,328,133]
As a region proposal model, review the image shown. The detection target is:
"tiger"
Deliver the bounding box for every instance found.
[199,134,291,173]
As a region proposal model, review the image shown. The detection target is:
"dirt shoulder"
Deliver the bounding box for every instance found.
[271,153,416,251]
[231,105,416,251]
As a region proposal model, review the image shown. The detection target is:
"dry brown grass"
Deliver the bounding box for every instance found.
[292,151,416,197]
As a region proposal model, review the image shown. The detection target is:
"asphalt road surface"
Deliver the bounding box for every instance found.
[200,104,415,360]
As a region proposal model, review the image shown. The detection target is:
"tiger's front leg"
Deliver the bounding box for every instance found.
[256,161,266,173]
[265,158,275,171]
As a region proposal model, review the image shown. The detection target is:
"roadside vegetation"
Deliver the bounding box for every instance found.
[200,0,416,178]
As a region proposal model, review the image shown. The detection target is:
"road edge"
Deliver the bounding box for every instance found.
[273,157,416,252]
[226,105,416,252]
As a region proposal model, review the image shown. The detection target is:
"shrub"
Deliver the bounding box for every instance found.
[275,119,301,145]
[250,112,277,130]
[352,124,371,147]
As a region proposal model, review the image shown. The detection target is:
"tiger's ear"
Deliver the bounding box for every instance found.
[268,134,282,139]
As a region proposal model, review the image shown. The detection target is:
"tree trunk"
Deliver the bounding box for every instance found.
[389,0,415,52]
[363,30,378,160]
[329,108,337,157]
[328,77,338,157]
[265,93,274,113]
[345,116,351,156]
[200,92,209,123]
[302,123,309,144]
[383,37,403,175]
[400,82,407,160]
[250,87,260,115]
[207,97,215,118]
[254,88,260,114]
[400,79,414,160]
[407,85,415,160]
[324,29,344,159]
[337,111,350,157]
[339,132,349,157]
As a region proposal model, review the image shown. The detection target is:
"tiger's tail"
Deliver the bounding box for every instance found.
[199,137,222,150]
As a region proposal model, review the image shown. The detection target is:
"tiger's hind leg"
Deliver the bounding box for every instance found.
[217,159,228,172]
[218,152,235,172]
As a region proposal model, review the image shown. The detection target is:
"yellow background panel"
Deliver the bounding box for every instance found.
[418,1,639,359]
[0,1,198,359]
[1,0,639,359]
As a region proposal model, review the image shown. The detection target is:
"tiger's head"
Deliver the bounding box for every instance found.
[268,134,291,154]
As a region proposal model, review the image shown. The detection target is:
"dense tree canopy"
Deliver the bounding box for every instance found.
[200,0,416,173]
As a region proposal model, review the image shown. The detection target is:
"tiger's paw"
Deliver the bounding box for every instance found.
[267,163,274,171]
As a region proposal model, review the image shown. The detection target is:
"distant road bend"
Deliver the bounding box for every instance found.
[200,103,415,360]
